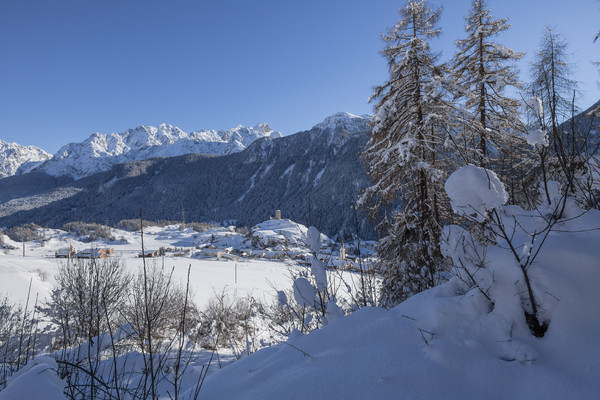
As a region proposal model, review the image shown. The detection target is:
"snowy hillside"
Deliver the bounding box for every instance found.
[35,122,282,179]
[0,140,51,178]
[195,205,600,399]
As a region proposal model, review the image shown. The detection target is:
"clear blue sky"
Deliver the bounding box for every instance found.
[1,0,599,153]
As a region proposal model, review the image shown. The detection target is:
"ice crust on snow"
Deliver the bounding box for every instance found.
[445,164,508,222]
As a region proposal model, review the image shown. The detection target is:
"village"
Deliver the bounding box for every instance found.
[39,211,377,272]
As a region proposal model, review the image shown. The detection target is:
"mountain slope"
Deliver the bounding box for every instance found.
[34,122,281,179]
[0,140,51,178]
[0,113,373,237]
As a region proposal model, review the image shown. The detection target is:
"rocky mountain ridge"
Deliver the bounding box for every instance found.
[0,140,51,178]
[35,122,282,179]
[0,122,282,180]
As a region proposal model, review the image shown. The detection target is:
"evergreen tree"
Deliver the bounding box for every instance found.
[360,0,453,305]
[451,0,526,180]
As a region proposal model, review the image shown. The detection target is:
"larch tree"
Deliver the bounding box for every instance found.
[451,0,528,201]
[360,0,454,306]
[529,28,580,196]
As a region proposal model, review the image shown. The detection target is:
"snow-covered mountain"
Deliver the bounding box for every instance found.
[35,123,282,179]
[314,112,370,135]
[0,112,373,237]
[0,140,51,178]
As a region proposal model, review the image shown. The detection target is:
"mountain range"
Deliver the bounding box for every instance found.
[0,140,51,178]
[20,123,281,180]
[0,113,374,238]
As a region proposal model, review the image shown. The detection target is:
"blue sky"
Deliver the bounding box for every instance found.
[1,0,599,153]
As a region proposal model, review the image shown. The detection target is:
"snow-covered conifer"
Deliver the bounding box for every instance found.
[360,0,453,305]
[451,0,527,195]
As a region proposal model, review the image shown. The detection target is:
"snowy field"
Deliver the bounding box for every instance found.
[0,226,297,310]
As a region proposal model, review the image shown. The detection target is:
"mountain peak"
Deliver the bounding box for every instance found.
[314,112,370,132]
[0,140,51,178]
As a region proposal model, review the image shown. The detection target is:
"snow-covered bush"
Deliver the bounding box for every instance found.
[445,164,508,223]
[266,227,345,337]
[441,164,582,337]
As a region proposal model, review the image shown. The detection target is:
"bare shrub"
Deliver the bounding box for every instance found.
[42,258,130,348]
[125,264,199,342]
[0,295,21,350]
[196,291,259,354]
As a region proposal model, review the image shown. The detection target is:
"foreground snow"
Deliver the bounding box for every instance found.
[196,209,600,399]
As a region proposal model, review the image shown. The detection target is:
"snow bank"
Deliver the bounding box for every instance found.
[445,164,507,222]
[0,357,66,400]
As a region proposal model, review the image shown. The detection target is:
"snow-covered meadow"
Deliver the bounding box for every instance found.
[0,225,297,310]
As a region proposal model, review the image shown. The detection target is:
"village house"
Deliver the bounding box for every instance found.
[55,247,77,258]
[138,250,158,258]
[77,248,114,259]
